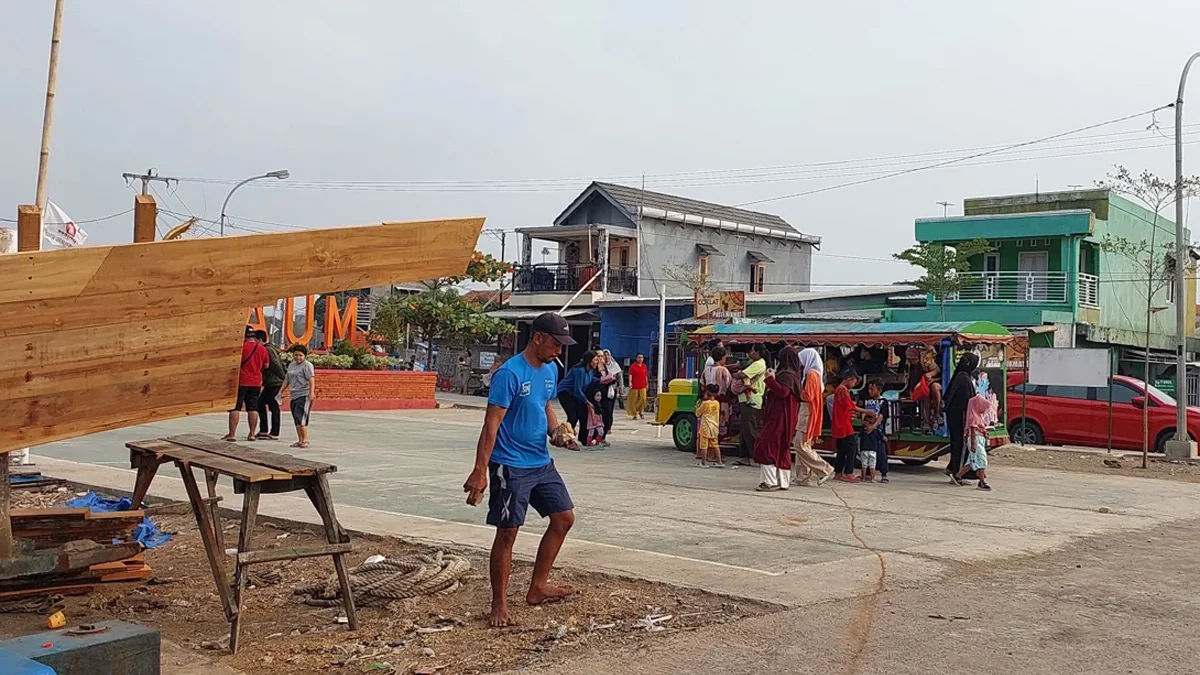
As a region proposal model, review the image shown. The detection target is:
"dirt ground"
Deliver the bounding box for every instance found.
[988,443,1200,482]
[0,489,774,675]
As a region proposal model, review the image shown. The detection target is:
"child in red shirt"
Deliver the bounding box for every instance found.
[831,368,878,483]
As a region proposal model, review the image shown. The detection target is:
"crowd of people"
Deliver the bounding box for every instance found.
[459,312,996,630]
[224,326,316,448]
[554,348,649,448]
[696,339,997,492]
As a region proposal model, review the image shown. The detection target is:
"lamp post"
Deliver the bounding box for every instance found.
[1174,54,1200,450]
[218,169,289,236]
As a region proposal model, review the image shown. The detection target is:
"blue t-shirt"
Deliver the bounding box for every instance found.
[488,354,559,469]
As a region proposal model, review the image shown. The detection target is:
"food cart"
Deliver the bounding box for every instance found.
[654,321,1012,464]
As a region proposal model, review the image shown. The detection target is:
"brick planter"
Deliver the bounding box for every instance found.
[308,370,437,411]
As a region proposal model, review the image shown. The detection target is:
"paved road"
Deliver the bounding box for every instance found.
[33,404,1200,611]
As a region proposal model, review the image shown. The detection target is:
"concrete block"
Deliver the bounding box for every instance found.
[1164,439,1197,460]
[0,620,160,675]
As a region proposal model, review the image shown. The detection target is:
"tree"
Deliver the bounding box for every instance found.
[371,288,514,368]
[1097,165,1200,466]
[422,251,511,290]
[660,262,711,295]
[893,238,996,321]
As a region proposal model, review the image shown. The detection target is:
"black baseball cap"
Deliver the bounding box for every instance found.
[531,312,577,346]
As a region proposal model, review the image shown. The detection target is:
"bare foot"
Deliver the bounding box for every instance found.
[220,435,236,441]
[489,602,512,627]
[526,583,575,605]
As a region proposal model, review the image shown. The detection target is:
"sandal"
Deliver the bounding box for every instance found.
[755,483,779,492]
[220,435,236,442]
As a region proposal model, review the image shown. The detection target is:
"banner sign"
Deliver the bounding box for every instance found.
[694,290,746,320]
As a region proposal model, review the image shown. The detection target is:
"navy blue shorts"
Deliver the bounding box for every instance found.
[487,461,573,529]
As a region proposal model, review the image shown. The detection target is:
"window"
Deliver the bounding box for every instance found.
[1008,381,1044,395]
[1043,385,1089,400]
[1166,253,1177,303]
[1089,381,1141,405]
[750,263,766,294]
[698,255,710,277]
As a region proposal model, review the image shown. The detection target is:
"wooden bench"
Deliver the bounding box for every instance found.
[126,434,357,653]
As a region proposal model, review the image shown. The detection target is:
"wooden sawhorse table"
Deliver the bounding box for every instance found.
[126,434,357,653]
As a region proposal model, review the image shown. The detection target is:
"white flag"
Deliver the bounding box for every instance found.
[42,201,88,248]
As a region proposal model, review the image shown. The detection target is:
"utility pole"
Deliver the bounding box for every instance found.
[1170,52,1200,460]
[121,168,179,195]
[936,201,952,217]
[34,0,65,210]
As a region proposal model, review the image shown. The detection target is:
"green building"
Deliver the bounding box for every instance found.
[887,189,1197,390]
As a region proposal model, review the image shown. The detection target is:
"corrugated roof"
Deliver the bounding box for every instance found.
[693,320,1011,338]
[592,182,800,234]
[746,285,919,303]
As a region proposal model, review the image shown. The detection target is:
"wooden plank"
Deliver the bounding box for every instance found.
[0,217,483,454]
[229,483,261,654]
[312,474,357,630]
[130,441,290,482]
[0,584,94,601]
[178,464,236,622]
[133,194,156,243]
[167,434,333,475]
[237,542,352,566]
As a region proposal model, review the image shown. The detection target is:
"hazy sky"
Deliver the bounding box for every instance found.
[4,1,1200,287]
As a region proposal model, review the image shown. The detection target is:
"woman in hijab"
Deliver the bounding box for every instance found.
[952,393,994,490]
[599,350,623,441]
[753,346,804,491]
[791,348,835,486]
[943,351,980,477]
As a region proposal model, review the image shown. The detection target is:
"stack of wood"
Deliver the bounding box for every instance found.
[7,466,66,491]
[0,507,152,600]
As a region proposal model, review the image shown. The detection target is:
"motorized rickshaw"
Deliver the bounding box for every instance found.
[654,321,1012,465]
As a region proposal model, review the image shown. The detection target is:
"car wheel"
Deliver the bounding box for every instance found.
[1155,429,1197,453]
[672,413,698,453]
[1008,419,1044,445]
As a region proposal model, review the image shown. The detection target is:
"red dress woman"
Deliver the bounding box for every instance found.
[754,346,803,491]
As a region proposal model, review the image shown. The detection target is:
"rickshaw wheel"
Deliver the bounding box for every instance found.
[672,413,698,453]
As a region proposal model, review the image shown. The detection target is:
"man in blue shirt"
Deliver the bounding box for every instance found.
[463,312,577,627]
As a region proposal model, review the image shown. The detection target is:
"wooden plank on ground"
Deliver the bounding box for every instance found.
[0,217,483,454]
[0,585,95,601]
[167,434,334,475]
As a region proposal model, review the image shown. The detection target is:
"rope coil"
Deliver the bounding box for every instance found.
[294,551,471,607]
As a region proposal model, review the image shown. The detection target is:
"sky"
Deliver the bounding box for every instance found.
[4,0,1200,288]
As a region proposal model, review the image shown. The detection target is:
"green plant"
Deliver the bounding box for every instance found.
[422,251,511,290]
[308,354,353,369]
[358,354,391,370]
[893,237,996,321]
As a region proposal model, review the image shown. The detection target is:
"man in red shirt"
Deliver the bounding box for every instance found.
[223,326,269,442]
[626,353,649,420]
[831,368,877,483]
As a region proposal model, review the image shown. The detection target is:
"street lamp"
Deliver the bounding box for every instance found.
[218,169,290,236]
[1174,54,1200,451]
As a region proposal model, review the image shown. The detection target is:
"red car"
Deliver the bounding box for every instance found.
[1006,372,1200,452]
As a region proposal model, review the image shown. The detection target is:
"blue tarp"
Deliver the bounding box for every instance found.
[67,492,172,549]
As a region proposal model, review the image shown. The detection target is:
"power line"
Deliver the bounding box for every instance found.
[166,121,1198,193]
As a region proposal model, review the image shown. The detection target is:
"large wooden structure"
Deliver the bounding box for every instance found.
[0,217,484,454]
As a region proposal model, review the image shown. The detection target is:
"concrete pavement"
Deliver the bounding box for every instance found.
[31,405,1200,611]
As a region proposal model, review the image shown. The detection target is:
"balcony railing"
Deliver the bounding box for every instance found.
[1078,273,1099,308]
[948,271,1068,303]
[513,263,638,295]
